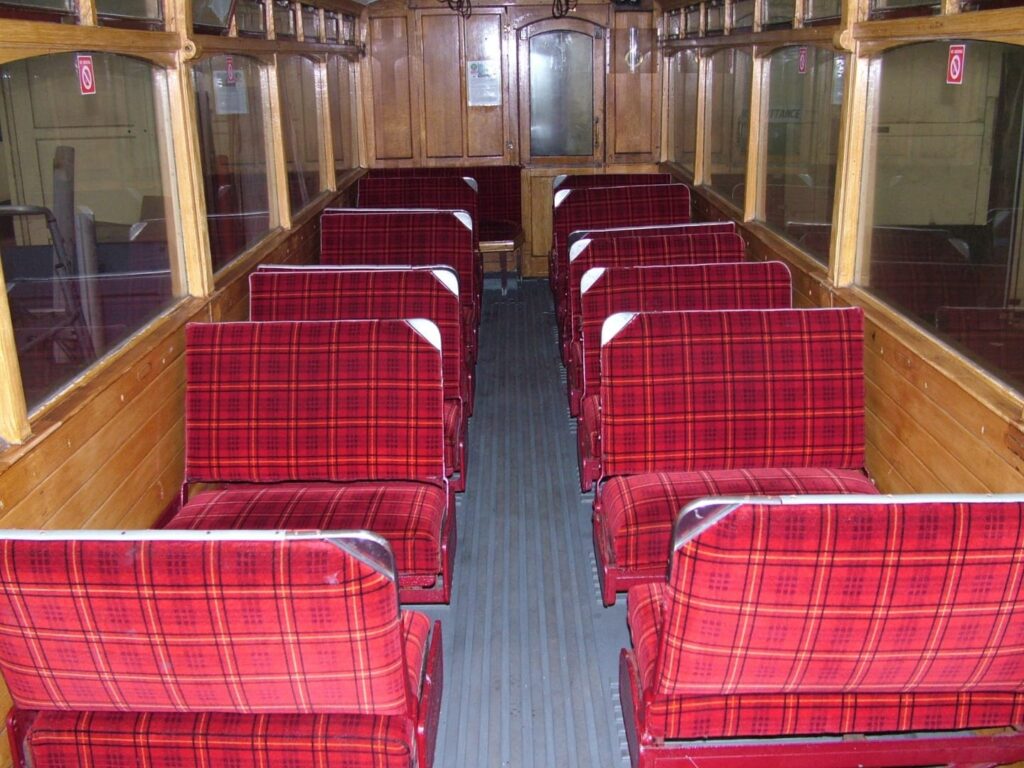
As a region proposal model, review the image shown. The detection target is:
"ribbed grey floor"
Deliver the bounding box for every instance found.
[421,280,630,768]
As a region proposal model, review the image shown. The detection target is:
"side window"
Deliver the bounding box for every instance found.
[862,41,1024,392]
[0,53,181,410]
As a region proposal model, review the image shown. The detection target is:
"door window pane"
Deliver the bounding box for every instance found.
[707,48,752,206]
[0,53,179,410]
[279,55,323,213]
[863,41,1024,392]
[193,55,272,271]
[669,49,699,173]
[529,30,594,157]
[762,46,846,264]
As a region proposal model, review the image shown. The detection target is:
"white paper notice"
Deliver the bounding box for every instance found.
[467,60,501,107]
[214,70,249,115]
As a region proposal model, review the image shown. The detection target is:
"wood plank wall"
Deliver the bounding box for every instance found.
[0,199,336,765]
[693,190,1024,495]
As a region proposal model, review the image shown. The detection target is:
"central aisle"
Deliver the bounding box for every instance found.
[424,280,630,768]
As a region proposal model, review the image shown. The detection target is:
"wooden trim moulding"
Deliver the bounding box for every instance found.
[0,20,179,65]
[852,6,1024,50]
[660,23,835,51]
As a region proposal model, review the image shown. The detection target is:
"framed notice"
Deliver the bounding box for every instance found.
[214,69,249,115]
[467,60,501,107]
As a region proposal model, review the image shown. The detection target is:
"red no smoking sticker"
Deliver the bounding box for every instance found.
[798,46,808,74]
[77,54,96,96]
[947,44,965,85]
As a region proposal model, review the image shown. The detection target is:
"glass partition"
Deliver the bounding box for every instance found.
[862,41,1024,393]
[706,48,753,206]
[762,46,846,264]
[278,55,323,213]
[669,49,699,174]
[328,55,359,177]
[0,53,179,410]
[192,55,272,272]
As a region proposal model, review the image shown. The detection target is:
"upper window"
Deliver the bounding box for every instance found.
[762,46,846,264]
[278,55,324,214]
[669,49,699,175]
[192,55,273,272]
[0,53,180,411]
[862,41,1024,393]
[706,48,753,207]
[763,0,795,26]
[328,55,359,178]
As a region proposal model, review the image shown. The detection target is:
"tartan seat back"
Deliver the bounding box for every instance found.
[320,209,476,308]
[185,319,445,484]
[249,268,463,402]
[567,220,735,250]
[567,232,749,341]
[658,495,1024,698]
[579,262,792,404]
[599,307,865,477]
[0,531,417,716]
[356,177,479,246]
[367,166,521,225]
[552,184,692,290]
[552,172,673,190]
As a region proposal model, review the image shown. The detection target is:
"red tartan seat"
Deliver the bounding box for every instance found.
[572,261,793,486]
[550,184,691,311]
[250,266,471,491]
[621,494,1024,768]
[357,177,481,252]
[565,220,735,252]
[320,209,480,361]
[551,172,673,190]
[366,166,522,242]
[592,308,869,604]
[0,531,443,768]
[170,320,455,603]
[563,230,750,368]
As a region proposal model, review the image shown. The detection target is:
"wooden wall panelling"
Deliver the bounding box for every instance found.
[465,10,510,160]
[607,10,661,161]
[368,13,418,161]
[418,11,465,160]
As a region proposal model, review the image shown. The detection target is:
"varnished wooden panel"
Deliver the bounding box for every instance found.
[465,12,506,159]
[420,13,465,159]
[370,15,415,160]
[608,11,660,161]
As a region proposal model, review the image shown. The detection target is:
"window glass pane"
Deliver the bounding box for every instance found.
[864,41,1024,392]
[706,1,724,33]
[192,0,234,32]
[763,0,795,25]
[669,49,699,173]
[529,30,594,157]
[279,55,323,213]
[684,3,700,35]
[95,0,161,25]
[192,55,271,271]
[328,56,358,177]
[805,0,841,18]
[301,4,318,40]
[707,48,752,206]
[273,0,294,37]
[733,0,754,28]
[665,9,681,39]
[235,0,265,36]
[0,53,179,411]
[324,10,339,41]
[869,0,939,17]
[0,0,74,19]
[762,46,845,264]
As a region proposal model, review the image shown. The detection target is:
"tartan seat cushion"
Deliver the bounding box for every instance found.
[167,482,447,579]
[23,710,418,768]
[625,582,1024,741]
[599,468,879,572]
[626,498,1024,741]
